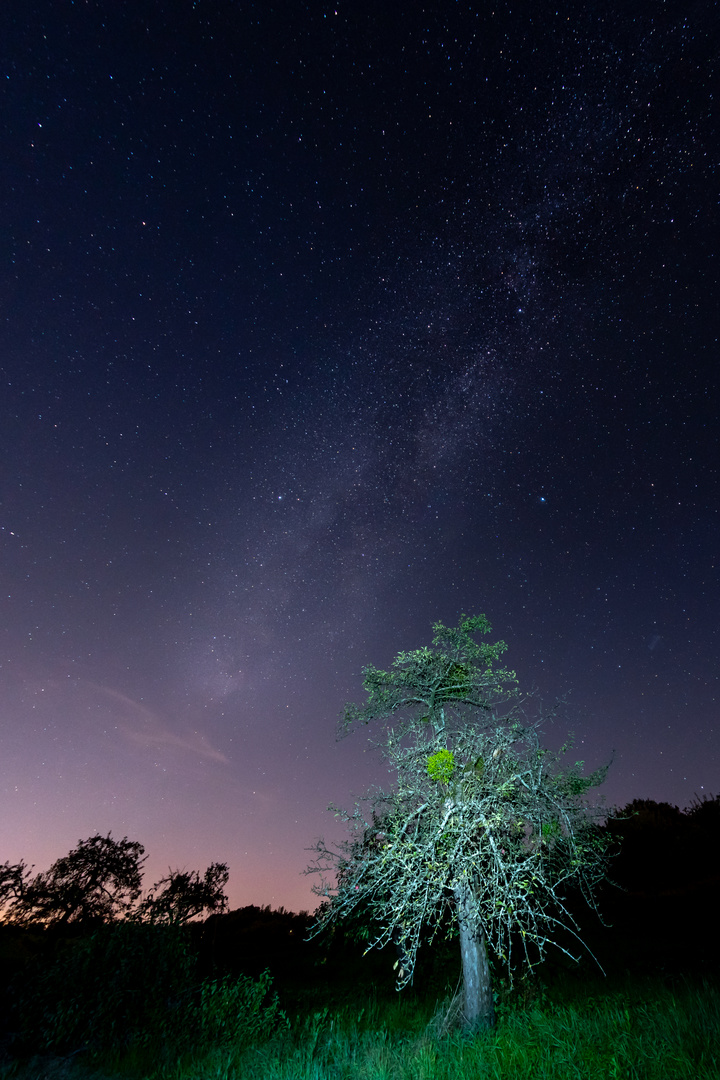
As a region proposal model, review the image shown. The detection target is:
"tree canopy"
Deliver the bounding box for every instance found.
[0,833,229,927]
[308,615,611,1031]
[139,863,230,924]
[4,833,146,926]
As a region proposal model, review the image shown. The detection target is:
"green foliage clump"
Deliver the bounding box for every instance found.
[542,819,561,840]
[196,969,288,1050]
[427,749,455,784]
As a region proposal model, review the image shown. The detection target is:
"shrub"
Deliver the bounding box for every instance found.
[194,969,288,1051]
[13,922,195,1053]
[12,922,287,1061]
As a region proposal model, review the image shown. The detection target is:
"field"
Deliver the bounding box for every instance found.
[2,960,718,1080]
[163,974,720,1080]
[2,868,719,1080]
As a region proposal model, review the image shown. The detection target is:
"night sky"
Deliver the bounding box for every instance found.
[1,1,717,914]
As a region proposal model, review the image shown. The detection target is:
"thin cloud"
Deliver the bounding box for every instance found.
[85,683,230,765]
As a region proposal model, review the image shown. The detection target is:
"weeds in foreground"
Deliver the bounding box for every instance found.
[5,972,714,1080]
[178,975,718,1080]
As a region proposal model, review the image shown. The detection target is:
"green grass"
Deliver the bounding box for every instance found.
[5,972,715,1080]
[179,975,720,1080]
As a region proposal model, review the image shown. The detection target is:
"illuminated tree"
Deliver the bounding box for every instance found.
[308,615,610,1031]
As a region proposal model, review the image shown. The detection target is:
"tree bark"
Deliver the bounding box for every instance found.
[455,879,495,1031]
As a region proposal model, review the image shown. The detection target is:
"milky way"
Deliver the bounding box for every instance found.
[1,1,716,911]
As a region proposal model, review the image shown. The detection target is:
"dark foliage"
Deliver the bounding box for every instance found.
[605,794,720,898]
[8,920,286,1059]
[0,861,31,914]
[139,862,230,924]
[10,922,196,1054]
[1,834,229,929]
[3,834,145,927]
[587,794,720,975]
[201,905,319,980]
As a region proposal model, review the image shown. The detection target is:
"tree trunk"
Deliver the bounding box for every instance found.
[455,879,494,1031]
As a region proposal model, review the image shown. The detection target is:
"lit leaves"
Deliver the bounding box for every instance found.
[427,749,456,784]
[340,613,518,739]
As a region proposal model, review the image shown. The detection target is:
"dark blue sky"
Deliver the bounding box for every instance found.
[1,0,717,912]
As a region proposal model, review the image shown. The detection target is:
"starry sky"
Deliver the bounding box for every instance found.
[1,0,717,914]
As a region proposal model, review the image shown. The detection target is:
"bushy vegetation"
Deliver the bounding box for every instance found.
[12,922,194,1054]
[3,966,717,1079]
[3,921,286,1064]
[194,969,288,1052]
[193,975,718,1080]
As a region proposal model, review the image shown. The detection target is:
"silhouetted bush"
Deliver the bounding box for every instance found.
[12,922,195,1053]
[590,796,720,974]
[10,919,288,1061]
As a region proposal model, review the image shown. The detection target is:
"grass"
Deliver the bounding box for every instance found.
[4,971,717,1080]
[178,974,720,1080]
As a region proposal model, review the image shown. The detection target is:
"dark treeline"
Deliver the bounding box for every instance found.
[590,794,720,975]
[1,795,719,1068]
